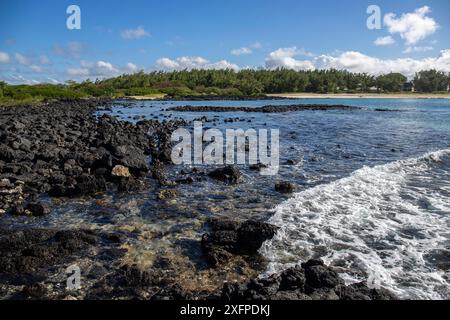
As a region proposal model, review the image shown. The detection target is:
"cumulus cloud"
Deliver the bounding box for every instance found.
[0,51,10,63]
[120,26,150,40]
[15,53,31,65]
[374,36,395,46]
[384,6,438,45]
[66,60,139,78]
[156,56,239,71]
[231,42,262,56]
[265,48,450,78]
[125,62,138,73]
[265,47,315,71]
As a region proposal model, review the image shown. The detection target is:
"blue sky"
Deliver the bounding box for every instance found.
[1,0,450,83]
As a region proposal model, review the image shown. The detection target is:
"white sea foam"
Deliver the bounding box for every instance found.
[260,149,450,299]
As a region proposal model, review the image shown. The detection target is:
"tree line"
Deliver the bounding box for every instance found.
[1,69,449,105]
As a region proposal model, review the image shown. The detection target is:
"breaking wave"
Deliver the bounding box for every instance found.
[261,149,450,299]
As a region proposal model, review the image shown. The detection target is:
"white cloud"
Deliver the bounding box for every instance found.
[231,42,262,56]
[0,51,10,63]
[231,47,252,56]
[96,60,117,72]
[156,56,239,71]
[374,36,395,46]
[125,62,138,72]
[120,26,150,40]
[250,42,262,49]
[15,53,31,65]
[384,6,438,45]
[66,60,135,78]
[265,48,450,78]
[403,46,434,54]
[265,47,315,71]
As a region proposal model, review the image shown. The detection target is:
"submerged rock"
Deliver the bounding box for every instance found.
[25,202,50,217]
[275,181,295,194]
[208,165,241,184]
[157,189,178,200]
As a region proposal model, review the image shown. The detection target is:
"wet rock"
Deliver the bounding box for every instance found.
[286,159,298,165]
[20,283,47,300]
[157,189,178,200]
[0,228,96,278]
[201,219,278,267]
[116,176,144,193]
[221,259,397,301]
[112,145,148,174]
[208,165,241,184]
[169,104,363,113]
[275,181,295,194]
[111,165,131,177]
[249,163,267,171]
[0,98,185,211]
[237,220,279,252]
[25,202,50,217]
[302,260,342,290]
[279,266,306,291]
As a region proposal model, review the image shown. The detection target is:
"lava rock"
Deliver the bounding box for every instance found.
[208,165,241,184]
[201,219,278,267]
[25,202,50,217]
[275,181,295,194]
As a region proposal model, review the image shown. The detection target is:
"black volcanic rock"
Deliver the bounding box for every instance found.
[201,218,278,267]
[221,259,397,301]
[208,165,241,184]
[0,98,186,214]
[168,104,363,113]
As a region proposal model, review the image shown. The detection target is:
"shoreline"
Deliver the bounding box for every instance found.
[267,93,450,99]
[125,93,450,101]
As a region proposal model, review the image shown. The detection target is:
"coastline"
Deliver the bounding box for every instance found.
[124,93,450,101]
[267,93,450,99]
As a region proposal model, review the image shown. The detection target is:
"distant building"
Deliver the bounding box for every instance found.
[402,82,415,92]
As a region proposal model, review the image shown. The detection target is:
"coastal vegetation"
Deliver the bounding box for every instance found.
[1,69,449,106]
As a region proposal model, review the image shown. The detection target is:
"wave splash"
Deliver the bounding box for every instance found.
[260,149,450,299]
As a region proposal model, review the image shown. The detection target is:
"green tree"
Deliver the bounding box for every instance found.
[413,70,450,92]
[0,81,6,98]
[376,73,407,92]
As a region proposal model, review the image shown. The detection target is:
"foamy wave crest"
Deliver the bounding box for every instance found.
[260,149,450,299]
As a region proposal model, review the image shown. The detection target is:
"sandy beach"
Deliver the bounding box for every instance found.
[267,93,450,99]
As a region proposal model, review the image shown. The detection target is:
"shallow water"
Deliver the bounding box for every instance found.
[3,98,449,298]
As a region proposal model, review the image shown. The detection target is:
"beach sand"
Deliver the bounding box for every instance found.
[267,93,450,99]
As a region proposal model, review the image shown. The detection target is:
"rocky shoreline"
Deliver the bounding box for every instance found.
[0,99,397,300]
[167,104,363,113]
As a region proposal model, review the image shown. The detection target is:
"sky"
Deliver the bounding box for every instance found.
[1,0,450,84]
